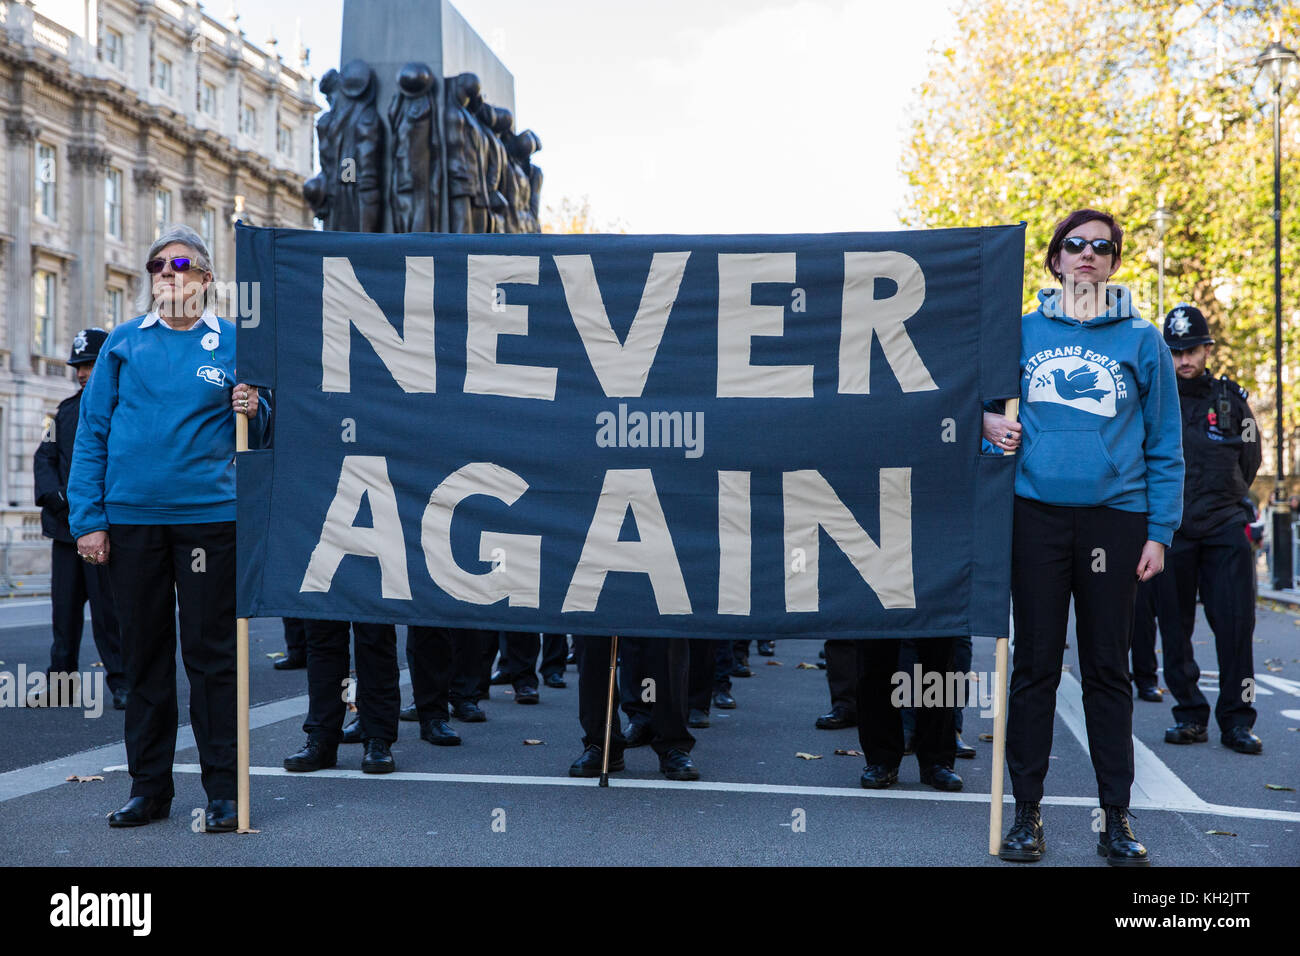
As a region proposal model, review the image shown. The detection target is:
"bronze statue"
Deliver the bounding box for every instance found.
[444,73,488,233]
[508,129,543,233]
[329,59,384,232]
[303,68,341,225]
[475,102,511,233]
[387,62,439,233]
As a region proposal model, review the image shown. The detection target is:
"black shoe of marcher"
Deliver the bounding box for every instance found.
[815,707,856,730]
[1136,683,1163,702]
[757,640,775,656]
[204,799,238,833]
[112,687,128,710]
[273,650,306,671]
[954,733,976,759]
[1097,806,1150,866]
[452,701,486,722]
[624,721,654,748]
[999,801,1045,862]
[543,672,566,689]
[920,764,963,792]
[515,686,540,705]
[732,663,754,678]
[362,739,396,774]
[569,745,623,777]
[399,703,419,722]
[1221,726,1263,754]
[659,749,700,781]
[283,739,337,772]
[341,717,363,744]
[687,708,710,728]
[859,764,898,789]
[420,719,462,746]
[713,690,737,710]
[107,795,171,828]
[490,670,513,686]
[1164,722,1208,745]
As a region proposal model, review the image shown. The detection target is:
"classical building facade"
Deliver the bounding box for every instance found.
[0,0,316,563]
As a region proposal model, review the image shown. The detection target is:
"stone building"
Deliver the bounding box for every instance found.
[0,0,316,576]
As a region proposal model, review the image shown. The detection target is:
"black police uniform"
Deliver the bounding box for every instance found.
[1155,306,1262,739]
[33,329,124,698]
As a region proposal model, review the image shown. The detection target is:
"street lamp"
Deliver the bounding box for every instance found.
[1150,201,1173,319]
[1255,39,1300,590]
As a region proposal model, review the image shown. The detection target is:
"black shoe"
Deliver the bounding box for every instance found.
[713,691,737,710]
[920,764,963,791]
[1136,683,1163,702]
[362,739,396,774]
[112,687,129,710]
[903,734,915,756]
[757,640,775,656]
[490,670,514,686]
[659,749,700,781]
[815,707,856,730]
[341,716,363,744]
[543,672,567,689]
[283,739,337,772]
[420,718,461,746]
[452,700,487,722]
[569,744,623,777]
[515,686,540,705]
[859,764,898,789]
[399,703,419,722]
[624,721,654,748]
[688,708,711,728]
[954,733,976,759]
[204,799,238,833]
[1097,806,1150,866]
[1164,721,1208,745]
[1221,726,1263,754]
[999,801,1044,862]
[107,795,171,828]
[273,650,306,671]
[732,662,753,678]
[818,648,826,659]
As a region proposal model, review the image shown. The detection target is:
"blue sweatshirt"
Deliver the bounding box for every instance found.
[68,312,267,536]
[1007,287,1184,545]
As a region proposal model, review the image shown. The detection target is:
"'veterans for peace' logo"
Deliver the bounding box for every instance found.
[1027,360,1117,418]
[196,366,226,387]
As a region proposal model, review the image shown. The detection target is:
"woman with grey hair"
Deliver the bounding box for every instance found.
[68,224,268,833]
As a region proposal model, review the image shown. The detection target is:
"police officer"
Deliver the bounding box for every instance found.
[33,328,126,709]
[1159,304,1263,754]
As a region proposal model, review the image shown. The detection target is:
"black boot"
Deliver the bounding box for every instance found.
[998,801,1044,862]
[1097,806,1149,866]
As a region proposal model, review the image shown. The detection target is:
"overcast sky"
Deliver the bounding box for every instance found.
[223,0,957,233]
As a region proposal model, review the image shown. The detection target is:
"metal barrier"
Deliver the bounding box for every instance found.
[0,526,51,596]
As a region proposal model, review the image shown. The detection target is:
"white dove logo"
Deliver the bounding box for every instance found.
[1027,358,1118,417]
[1170,309,1190,336]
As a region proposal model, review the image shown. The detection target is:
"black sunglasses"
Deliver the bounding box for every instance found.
[1061,236,1116,256]
[145,256,200,274]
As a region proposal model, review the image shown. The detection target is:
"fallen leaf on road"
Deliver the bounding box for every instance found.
[1205,830,1237,837]
[1265,784,1295,791]
[1060,664,1071,672]
[795,752,823,760]
[92,661,103,668]
[266,652,285,659]
[766,660,783,666]
[1193,641,1208,645]
[795,662,818,670]
[523,739,544,746]
[65,775,102,783]
[236,828,261,834]
[833,749,864,756]
[1267,665,1284,672]
[979,733,994,741]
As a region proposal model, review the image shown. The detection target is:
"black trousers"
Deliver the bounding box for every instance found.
[408,626,485,719]
[1167,525,1257,732]
[1134,566,1210,726]
[824,639,858,716]
[49,538,123,691]
[541,634,568,678]
[583,635,692,756]
[470,629,498,702]
[303,620,398,746]
[283,617,307,654]
[1130,588,1159,687]
[498,632,568,687]
[686,638,717,712]
[1007,497,1144,807]
[898,636,973,736]
[857,637,957,769]
[108,522,236,802]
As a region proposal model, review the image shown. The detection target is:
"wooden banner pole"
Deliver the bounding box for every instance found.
[988,397,1018,855]
[235,411,251,832]
[599,635,620,787]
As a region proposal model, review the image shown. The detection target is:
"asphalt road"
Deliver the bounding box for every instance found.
[0,600,1297,867]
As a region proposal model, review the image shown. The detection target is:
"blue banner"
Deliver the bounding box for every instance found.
[235,223,1024,639]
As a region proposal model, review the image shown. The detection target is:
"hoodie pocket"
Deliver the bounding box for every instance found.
[1021,429,1120,506]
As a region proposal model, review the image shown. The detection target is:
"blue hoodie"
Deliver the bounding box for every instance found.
[1005,287,1183,545]
[68,312,267,537]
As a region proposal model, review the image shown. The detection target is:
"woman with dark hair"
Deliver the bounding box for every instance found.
[983,209,1183,866]
[68,224,268,833]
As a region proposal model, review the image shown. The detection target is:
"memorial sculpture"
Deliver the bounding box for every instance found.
[387,63,440,233]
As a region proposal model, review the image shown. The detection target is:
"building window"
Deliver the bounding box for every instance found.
[105,168,122,239]
[201,81,218,117]
[154,56,173,95]
[200,209,216,270]
[103,28,123,68]
[106,289,124,329]
[155,189,172,239]
[33,271,56,356]
[35,143,57,220]
[239,104,258,137]
[277,124,295,157]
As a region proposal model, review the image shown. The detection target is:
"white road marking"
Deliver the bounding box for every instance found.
[1255,674,1300,698]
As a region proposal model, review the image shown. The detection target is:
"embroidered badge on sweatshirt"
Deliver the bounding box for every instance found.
[197,366,226,387]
